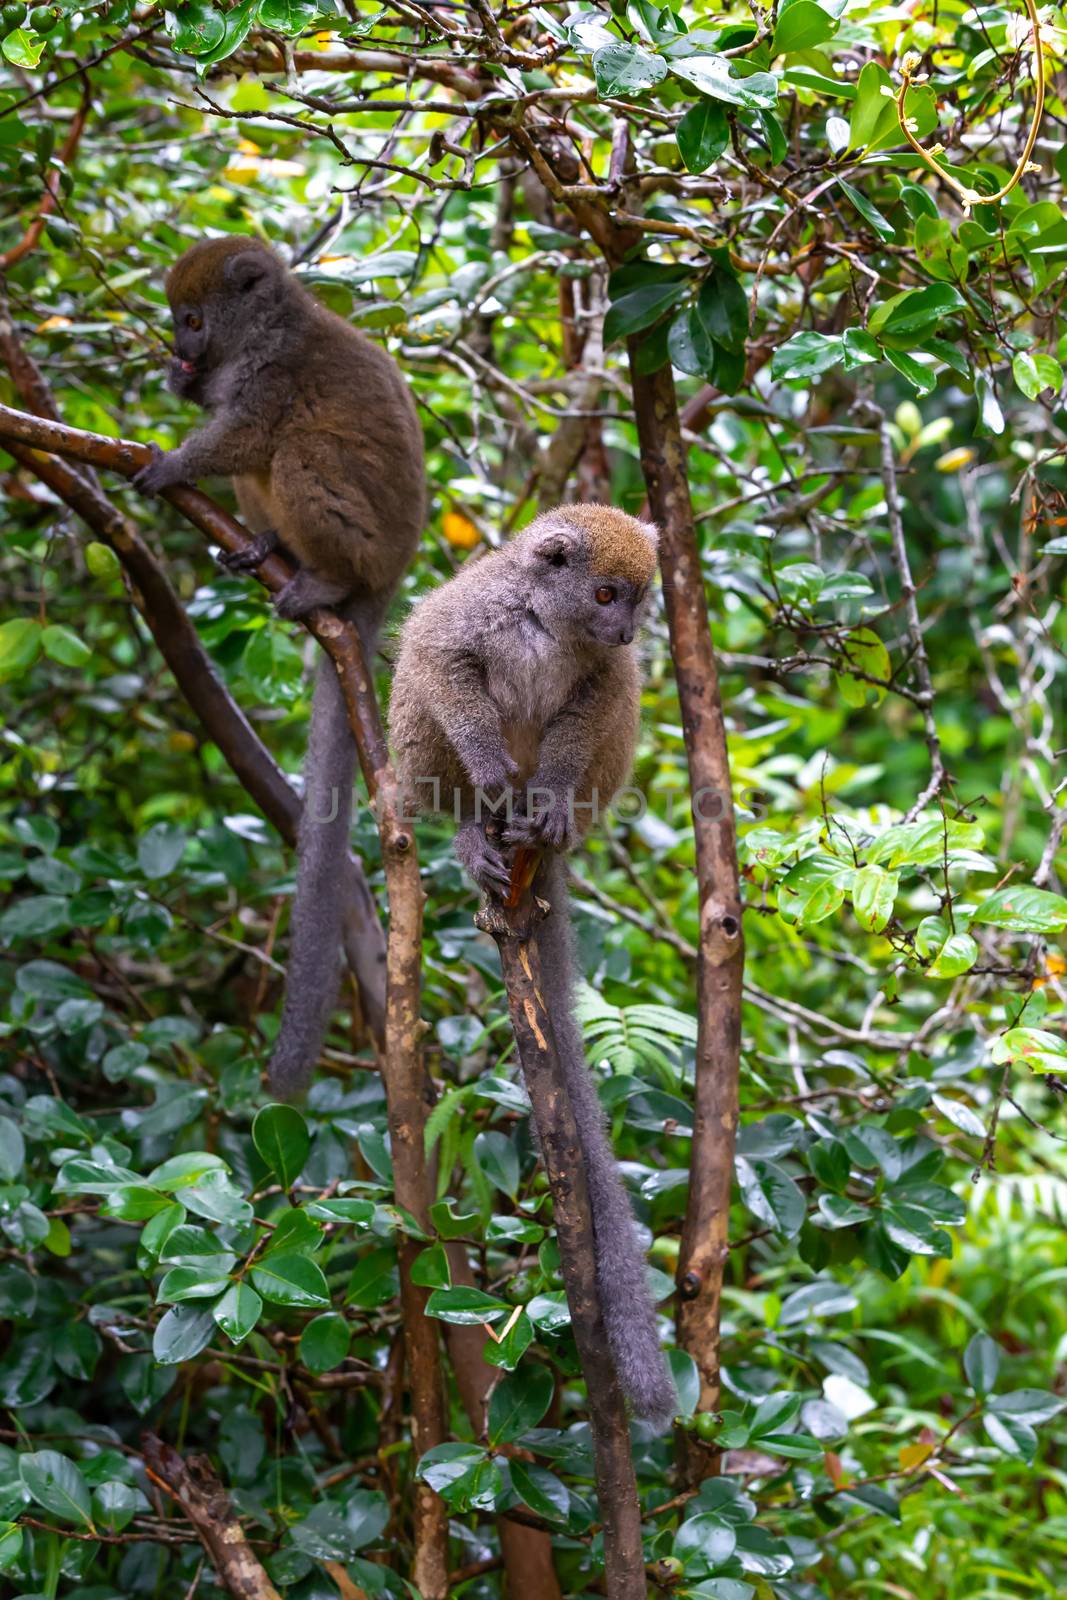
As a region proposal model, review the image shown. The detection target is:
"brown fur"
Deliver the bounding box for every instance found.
[557,502,659,586]
[135,234,426,1095]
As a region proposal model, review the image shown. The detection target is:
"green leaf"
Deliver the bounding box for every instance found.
[0,1118,25,1183]
[0,618,41,682]
[604,280,689,344]
[592,40,666,97]
[158,1265,232,1302]
[884,348,937,395]
[927,932,979,979]
[736,1156,806,1237]
[838,179,895,242]
[871,283,966,338]
[153,1304,216,1364]
[851,865,897,934]
[677,98,729,173]
[836,626,890,707]
[410,1243,452,1289]
[695,265,748,353]
[972,886,1067,933]
[1012,350,1062,400]
[252,1103,310,1188]
[424,1286,512,1325]
[19,1450,93,1528]
[41,624,92,668]
[991,1026,1067,1074]
[166,0,226,54]
[257,0,318,33]
[1,27,45,67]
[213,1282,263,1345]
[85,541,121,579]
[773,0,837,54]
[484,1310,535,1371]
[673,1511,738,1568]
[299,1311,351,1374]
[137,823,187,879]
[508,1459,569,1522]
[487,1364,554,1445]
[983,1411,1037,1462]
[987,1389,1065,1425]
[0,1523,23,1572]
[193,0,257,66]
[251,1252,331,1308]
[671,55,778,111]
[963,1332,1001,1395]
[771,331,842,381]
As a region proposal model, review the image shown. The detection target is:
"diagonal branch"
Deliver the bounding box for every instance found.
[141,1434,281,1600]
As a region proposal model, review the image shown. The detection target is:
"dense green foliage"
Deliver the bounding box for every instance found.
[1,0,1066,1596]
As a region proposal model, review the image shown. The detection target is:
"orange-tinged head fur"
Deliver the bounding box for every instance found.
[165,236,282,307]
[549,503,659,587]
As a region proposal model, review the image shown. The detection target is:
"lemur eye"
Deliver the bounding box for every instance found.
[595,585,616,605]
[187,312,203,331]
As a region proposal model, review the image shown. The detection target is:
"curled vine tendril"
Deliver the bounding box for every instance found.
[895,0,1047,213]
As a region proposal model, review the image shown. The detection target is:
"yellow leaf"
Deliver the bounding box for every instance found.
[34,315,72,333]
[236,137,260,155]
[935,447,974,473]
[900,1441,935,1471]
[443,511,480,550]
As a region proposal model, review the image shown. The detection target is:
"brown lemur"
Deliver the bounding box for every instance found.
[390,504,677,1427]
[133,235,424,1096]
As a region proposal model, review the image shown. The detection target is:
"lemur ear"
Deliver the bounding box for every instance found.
[530,527,574,567]
[224,250,271,294]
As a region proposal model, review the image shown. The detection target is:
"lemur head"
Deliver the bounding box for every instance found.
[162,236,297,400]
[515,504,659,647]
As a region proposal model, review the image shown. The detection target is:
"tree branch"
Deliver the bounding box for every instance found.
[141,1434,282,1600]
[475,857,646,1599]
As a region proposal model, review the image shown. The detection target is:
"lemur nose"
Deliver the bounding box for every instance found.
[619,627,633,645]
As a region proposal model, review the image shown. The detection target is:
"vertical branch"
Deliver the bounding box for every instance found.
[475,866,646,1600]
[857,401,945,821]
[444,1250,563,1599]
[626,352,745,1477]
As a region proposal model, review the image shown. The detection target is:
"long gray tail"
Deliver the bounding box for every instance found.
[268,648,357,1099]
[536,853,677,1428]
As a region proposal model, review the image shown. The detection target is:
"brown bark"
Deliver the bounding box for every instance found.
[0,399,449,1593]
[475,863,646,1600]
[626,353,744,1481]
[141,1434,282,1600]
[445,1246,563,1600]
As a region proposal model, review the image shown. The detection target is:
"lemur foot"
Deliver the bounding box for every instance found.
[274,570,351,620]
[455,821,513,896]
[504,800,572,850]
[220,529,281,572]
[132,443,185,496]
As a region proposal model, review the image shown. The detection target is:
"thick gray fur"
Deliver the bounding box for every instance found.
[268,598,382,1098]
[538,854,678,1429]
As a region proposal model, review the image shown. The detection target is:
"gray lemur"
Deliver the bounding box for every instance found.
[390,504,677,1427]
[134,235,424,1095]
